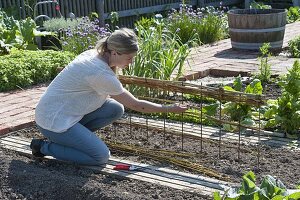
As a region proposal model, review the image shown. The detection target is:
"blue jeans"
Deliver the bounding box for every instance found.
[37,99,124,166]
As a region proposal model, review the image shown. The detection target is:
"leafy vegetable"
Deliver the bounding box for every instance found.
[214,171,300,200]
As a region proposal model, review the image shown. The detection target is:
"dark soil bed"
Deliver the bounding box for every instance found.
[1,123,299,200]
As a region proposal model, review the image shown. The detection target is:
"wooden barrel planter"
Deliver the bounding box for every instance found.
[228,9,287,51]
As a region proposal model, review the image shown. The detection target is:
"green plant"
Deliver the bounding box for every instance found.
[0,48,75,92]
[166,5,227,45]
[134,17,155,31]
[60,16,110,55]
[287,6,300,23]
[222,77,263,132]
[214,171,300,200]
[124,15,190,81]
[288,35,300,58]
[250,1,272,9]
[109,11,119,31]
[275,60,300,137]
[89,12,99,21]
[257,43,272,84]
[43,17,83,32]
[0,9,52,55]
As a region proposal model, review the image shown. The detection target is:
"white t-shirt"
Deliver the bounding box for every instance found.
[35,49,125,132]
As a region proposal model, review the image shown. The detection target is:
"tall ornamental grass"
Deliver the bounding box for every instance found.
[166,4,228,46]
[123,15,190,81]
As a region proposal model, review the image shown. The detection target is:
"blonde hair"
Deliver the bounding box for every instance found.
[96,28,138,56]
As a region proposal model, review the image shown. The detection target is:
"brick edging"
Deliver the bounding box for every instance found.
[0,121,35,136]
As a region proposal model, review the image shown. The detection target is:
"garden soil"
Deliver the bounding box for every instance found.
[1,124,299,200]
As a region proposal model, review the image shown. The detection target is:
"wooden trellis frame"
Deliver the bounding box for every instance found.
[118,75,267,166]
[119,75,266,106]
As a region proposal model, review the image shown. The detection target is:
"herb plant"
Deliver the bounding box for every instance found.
[257,43,272,84]
[288,35,300,58]
[287,6,300,23]
[43,17,83,32]
[166,4,227,46]
[0,49,75,91]
[60,16,110,55]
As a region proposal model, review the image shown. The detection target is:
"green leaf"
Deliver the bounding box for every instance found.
[242,171,259,194]
[223,123,236,132]
[213,191,222,200]
[223,85,236,92]
[202,102,219,116]
[233,76,243,91]
[245,79,263,94]
[287,191,300,199]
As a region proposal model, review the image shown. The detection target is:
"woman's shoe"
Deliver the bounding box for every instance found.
[30,139,45,158]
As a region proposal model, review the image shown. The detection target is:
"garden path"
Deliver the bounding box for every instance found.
[181,21,300,80]
[1,21,300,135]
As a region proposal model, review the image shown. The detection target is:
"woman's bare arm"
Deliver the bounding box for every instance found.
[111,89,187,113]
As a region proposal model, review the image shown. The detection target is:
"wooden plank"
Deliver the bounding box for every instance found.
[0,140,201,192]
[16,0,21,19]
[81,0,87,16]
[108,157,235,189]
[47,0,52,18]
[67,0,72,17]
[76,0,81,17]
[91,0,96,12]
[87,0,92,15]
[2,134,232,191]
[0,136,230,196]
[59,0,64,18]
[68,0,73,17]
[118,0,122,11]
[72,0,77,17]
[5,136,234,191]
[3,0,7,8]
[5,135,231,187]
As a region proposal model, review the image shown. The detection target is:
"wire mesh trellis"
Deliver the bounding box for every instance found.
[110,75,266,169]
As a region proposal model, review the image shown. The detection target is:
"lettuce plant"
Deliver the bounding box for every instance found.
[275,60,300,137]
[222,77,263,132]
[0,9,51,55]
[214,171,300,200]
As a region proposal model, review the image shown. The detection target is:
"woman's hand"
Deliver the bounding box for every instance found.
[112,89,189,114]
[163,103,188,113]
